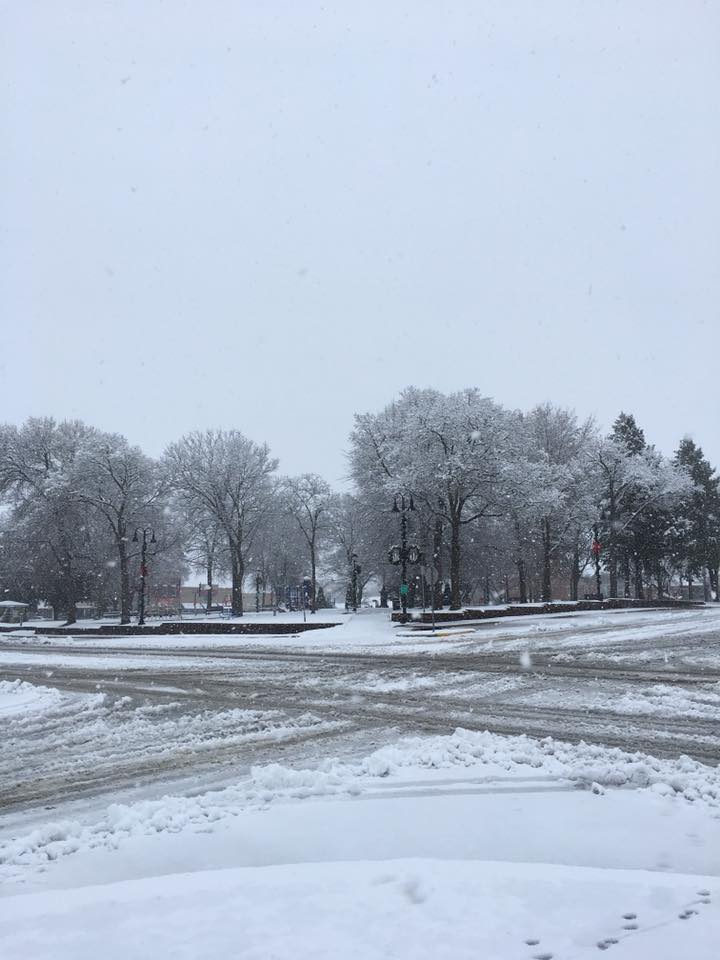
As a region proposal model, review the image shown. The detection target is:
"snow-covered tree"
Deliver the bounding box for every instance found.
[518,405,598,601]
[326,492,382,607]
[351,388,514,609]
[182,510,228,611]
[673,438,720,600]
[282,473,333,613]
[74,434,167,624]
[252,495,307,609]
[592,415,692,597]
[164,430,277,616]
[0,418,104,623]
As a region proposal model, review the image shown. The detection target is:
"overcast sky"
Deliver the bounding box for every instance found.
[2,1,718,484]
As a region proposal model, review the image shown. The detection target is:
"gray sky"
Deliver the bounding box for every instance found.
[2,1,718,484]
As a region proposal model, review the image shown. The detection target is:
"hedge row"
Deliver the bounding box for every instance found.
[392,597,705,624]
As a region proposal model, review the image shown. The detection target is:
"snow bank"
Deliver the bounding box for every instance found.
[360,729,720,804]
[3,727,719,885]
[0,679,65,718]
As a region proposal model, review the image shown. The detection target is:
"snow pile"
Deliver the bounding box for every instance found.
[250,761,361,800]
[0,679,64,718]
[0,821,85,870]
[614,683,720,720]
[360,729,720,804]
[101,762,359,839]
[0,757,358,882]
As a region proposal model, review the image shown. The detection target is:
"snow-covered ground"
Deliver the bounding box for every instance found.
[5,603,720,661]
[0,678,64,716]
[3,607,344,631]
[1,607,720,957]
[1,606,719,812]
[1,729,719,958]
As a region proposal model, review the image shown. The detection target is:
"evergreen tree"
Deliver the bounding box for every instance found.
[674,439,720,600]
[611,413,649,597]
[612,413,646,454]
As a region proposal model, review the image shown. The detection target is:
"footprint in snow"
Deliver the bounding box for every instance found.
[621,913,636,920]
[697,889,710,897]
[679,909,698,920]
[532,953,553,960]
[524,940,540,946]
[597,938,618,951]
[400,877,426,904]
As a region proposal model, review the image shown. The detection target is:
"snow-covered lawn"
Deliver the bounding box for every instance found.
[4,858,718,960]
[2,729,720,958]
[4,604,720,661]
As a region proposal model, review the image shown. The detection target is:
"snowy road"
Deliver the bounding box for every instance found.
[2,606,720,817]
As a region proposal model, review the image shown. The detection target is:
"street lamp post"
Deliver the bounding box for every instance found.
[389,495,422,623]
[132,527,156,626]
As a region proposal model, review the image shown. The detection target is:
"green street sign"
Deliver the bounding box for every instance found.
[399,583,409,596]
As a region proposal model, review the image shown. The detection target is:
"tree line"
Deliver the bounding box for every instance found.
[350,389,719,608]
[0,421,345,622]
[0,390,718,621]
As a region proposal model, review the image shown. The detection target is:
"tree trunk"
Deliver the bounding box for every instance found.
[206,559,213,612]
[449,518,462,610]
[432,513,444,609]
[570,542,580,601]
[622,552,631,598]
[59,548,79,625]
[708,566,719,602]
[231,553,244,616]
[633,555,644,599]
[541,518,552,602]
[65,600,77,626]
[608,493,618,598]
[310,542,317,613]
[687,574,693,602]
[118,537,131,625]
[516,557,527,604]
